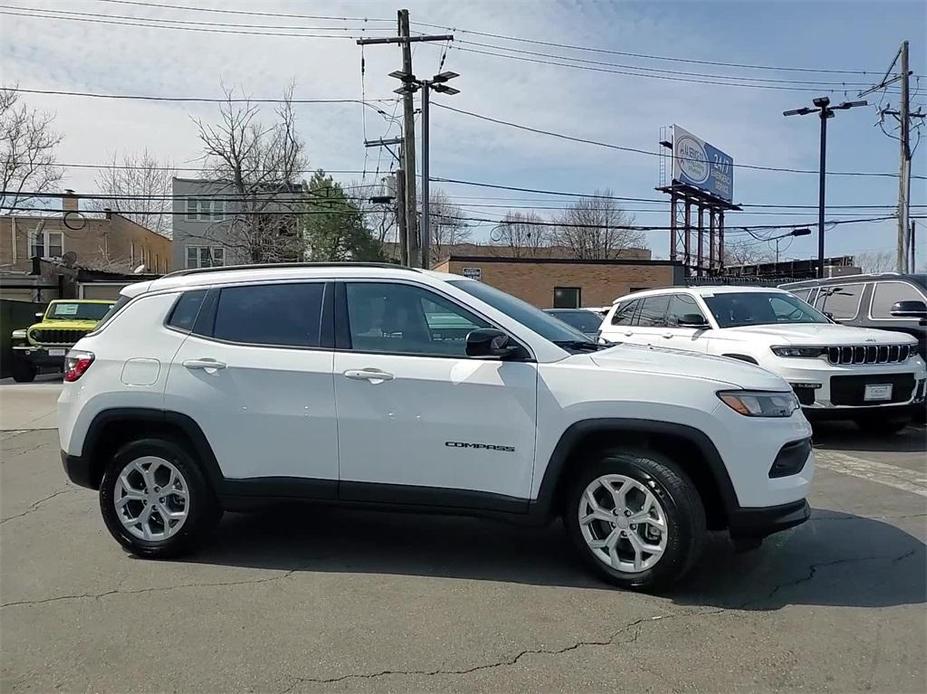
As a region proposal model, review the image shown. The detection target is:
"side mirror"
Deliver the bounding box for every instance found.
[890,300,927,318]
[677,314,710,329]
[466,328,523,359]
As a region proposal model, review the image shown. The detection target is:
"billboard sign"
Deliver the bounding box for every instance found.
[672,125,734,203]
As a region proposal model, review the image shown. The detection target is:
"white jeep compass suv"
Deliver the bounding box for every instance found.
[599,286,926,433]
[59,264,815,590]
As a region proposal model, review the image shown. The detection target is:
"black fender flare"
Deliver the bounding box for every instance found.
[721,354,759,365]
[529,418,739,521]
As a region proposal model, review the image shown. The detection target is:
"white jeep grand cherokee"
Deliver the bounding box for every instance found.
[59,264,814,590]
[599,286,926,433]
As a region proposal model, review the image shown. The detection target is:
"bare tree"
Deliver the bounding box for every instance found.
[91,150,174,235]
[555,191,646,259]
[428,189,471,263]
[1,87,62,214]
[491,211,551,257]
[856,250,895,273]
[192,84,309,263]
[724,239,775,267]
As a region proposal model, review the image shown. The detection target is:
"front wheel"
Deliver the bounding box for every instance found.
[99,437,222,558]
[564,449,706,591]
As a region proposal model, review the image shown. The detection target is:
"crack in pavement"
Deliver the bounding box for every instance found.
[277,611,720,691]
[0,489,73,525]
[0,563,321,609]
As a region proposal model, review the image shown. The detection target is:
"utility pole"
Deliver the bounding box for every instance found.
[898,40,910,272]
[911,220,917,272]
[357,10,452,268]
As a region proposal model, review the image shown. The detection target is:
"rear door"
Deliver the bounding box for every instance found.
[632,295,671,346]
[165,282,338,488]
[332,280,538,505]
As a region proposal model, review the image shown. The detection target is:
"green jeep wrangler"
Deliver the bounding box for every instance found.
[10,300,114,382]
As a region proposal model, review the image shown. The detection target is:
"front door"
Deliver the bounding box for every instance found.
[661,293,710,352]
[165,282,338,486]
[333,281,538,507]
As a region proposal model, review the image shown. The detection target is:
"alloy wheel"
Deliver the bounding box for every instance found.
[114,456,190,541]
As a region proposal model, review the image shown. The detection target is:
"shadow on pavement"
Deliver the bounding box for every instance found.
[180,505,925,609]
[812,419,927,454]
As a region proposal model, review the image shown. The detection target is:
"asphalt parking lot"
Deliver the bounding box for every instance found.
[1,380,925,693]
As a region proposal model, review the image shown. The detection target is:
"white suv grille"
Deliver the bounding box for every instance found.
[826,344,910,365]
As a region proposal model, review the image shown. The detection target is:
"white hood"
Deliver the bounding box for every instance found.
[589,342,787,391]
[721,323,916,346]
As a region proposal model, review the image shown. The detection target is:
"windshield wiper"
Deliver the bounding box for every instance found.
[554,339,603,352]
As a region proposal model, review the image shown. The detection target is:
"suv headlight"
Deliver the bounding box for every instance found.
[771,346,825,358]
[718,390,800,417]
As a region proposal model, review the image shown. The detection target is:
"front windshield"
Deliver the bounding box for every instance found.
[703,292,830,329]
[448,280,594,344]
[46,302,114,321]
[547,310,603,334]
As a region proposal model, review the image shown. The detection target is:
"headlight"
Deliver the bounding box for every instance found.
[771,345,825,358]
[11,329,27,340]
[718,390,800,417]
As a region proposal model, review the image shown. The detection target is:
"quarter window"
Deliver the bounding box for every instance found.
[167,290,207,332]
[666,294,706,326]
[213,283,325,347]
[610,299,640,326]
[637,295,670,327]
[345,282,490,357]
[871,281,925,318]
[816,284,863,320]
[789,288,811,303]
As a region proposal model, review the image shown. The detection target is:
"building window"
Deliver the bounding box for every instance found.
[29,230,63,259]
[185,245,225,269]
[185,198,226,221]
[553,286,581,308]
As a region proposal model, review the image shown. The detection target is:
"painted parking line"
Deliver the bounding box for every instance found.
[815,450,927,498]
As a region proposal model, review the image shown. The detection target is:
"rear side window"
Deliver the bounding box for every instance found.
[610,299,639,325]
[789,288,811,303]
[637,295,670,327]
[166,290,207,332]
[213,283,325,347]
[816,284,863,320]
[871,281,925,318]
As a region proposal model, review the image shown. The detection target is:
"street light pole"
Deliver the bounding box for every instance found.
[784,97,866,279]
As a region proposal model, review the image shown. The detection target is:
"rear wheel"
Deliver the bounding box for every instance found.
[99,437,221,558]
[10,357,36,382]
[564,449,706,591]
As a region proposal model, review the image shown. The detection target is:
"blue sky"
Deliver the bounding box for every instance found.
[2,0,925,266]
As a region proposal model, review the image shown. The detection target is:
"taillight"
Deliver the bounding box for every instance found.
[64,350,95,382]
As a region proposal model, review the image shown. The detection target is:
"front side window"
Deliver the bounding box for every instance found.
[666,294,706,327]
[213,283,324,347]
[816,283,863,320]
[637,295,670,327]
[346,282,490,357]
[870,281,925,318]
[704,292,830,328]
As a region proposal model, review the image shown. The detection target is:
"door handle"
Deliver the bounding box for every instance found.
[624,331,634,337]
[662,332,673,339]
[343,368,394,383]
[183,358,227,371]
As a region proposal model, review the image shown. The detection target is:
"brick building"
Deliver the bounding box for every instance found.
[433,255,684,308]
[0,191,171,275]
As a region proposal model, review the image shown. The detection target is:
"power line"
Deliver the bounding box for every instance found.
[452,39,881,88]
[91,0,395,23]
[59,162,371,174]
[432,103,926,180]
[412,21,878,76]
[8,87,395,105]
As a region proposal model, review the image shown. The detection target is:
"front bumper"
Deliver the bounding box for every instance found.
[768,356,926,413]
[728,499,810,539]
[13,345,70,368]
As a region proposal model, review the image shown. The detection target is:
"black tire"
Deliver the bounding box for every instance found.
[563,448,706,592]
[854,415,910,435]
[10,358,37,383]
[99,437,222,558]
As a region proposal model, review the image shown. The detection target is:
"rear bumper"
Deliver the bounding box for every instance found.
[728,499,810,539]
[60,450,98,490]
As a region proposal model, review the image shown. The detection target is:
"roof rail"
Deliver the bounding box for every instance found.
[164,261,417,278]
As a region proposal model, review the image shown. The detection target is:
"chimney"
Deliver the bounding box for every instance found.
[62,189,78,216]
[102,207,112,220]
